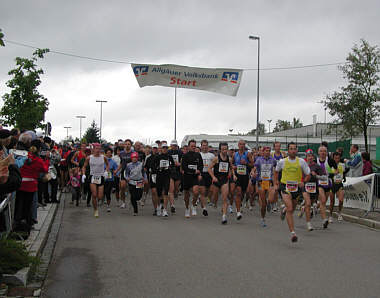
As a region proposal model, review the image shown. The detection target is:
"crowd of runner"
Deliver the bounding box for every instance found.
[52,138,363,243]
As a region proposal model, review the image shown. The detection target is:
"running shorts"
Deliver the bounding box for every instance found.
[200,173,212,188]
[235,174,249,192]
[280,183,301,200]
[213,176,229,188]
[89,175,105,186]
[257,180,273,191]
[331,183,343,194]
[157,174,170,197]
[183,173,199,191]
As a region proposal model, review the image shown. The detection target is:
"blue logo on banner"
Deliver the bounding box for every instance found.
[221,72,239,84]
[133,65,149,77]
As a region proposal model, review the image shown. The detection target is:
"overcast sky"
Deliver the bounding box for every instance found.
[1,0,379,144]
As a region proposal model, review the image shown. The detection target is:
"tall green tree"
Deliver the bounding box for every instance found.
[247,122,266,135]
[273,120,292,132]
[292,117,303,128]
[1,48,50,130]
[83,120,100,143]
[324,39,380,152]
[0,29,5,46]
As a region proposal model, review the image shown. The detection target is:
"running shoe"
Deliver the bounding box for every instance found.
[291,232,298,243]
[222,214,227,225]
[171,206,176,214]
[228,205,233,214]
[191,206,197,216]
[120,203,126,209]
[133,213,138,216]
[185,208,190,218]
[328,216,333,224]
[107,207,111,213]
[162,209,169,217]
[260,218,266,227]
[237,212,242,221]
[323,219,329,229]
[337,213,343,222]
[202,209,208,216]
[307,222,313,231]
[280,206,286,221]
[94,210,99,218]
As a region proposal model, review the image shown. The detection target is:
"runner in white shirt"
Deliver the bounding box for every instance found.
[199,140,215,217]
[82,143,109,218]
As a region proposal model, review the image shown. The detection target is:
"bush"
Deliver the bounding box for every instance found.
[0,238,36,274]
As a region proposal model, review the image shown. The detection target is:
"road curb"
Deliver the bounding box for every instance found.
[2,195,61,287]
[329,210,380,230]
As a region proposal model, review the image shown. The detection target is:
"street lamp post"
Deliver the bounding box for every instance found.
[267,119,272,134]
[249,35,260,149]
[96,100,107,142]
[64,126,72,140]
[76,115,86,140]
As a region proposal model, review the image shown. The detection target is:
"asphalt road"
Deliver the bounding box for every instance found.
[42,193,380,298]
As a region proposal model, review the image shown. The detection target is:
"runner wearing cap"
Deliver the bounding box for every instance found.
[329,151,346,222]
[153,142,175,217]
[231,140,254,221]
[274,142,310,242]
[168,139,182,210]
[125,152,147,216]
[252,146,277,227]
[115,139,134,209]
[301,149,322,231]
[82,143,109,218]
[199,140,214,217]
[145,143,160,215]
[208,142,235,225]
[181,139,203,218]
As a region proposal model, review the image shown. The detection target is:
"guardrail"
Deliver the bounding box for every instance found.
[0,193,13,238]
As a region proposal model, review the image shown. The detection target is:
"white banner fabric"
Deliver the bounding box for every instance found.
[340,174,375,211]
[131,63,243,96]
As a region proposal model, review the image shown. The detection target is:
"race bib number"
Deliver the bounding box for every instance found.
[188,164,197,171]
[160,159,169,169]
[261,164,272,180]
[334,174,343,184]
[104,171,112,179]
[203,159,209,172]
[236,165,247,175]
[286,181,298,192]
[91,175,102,185]
[136,181,144,188]
[172,155,179,164]
[219,162,229,173]
[261,180,270,191]
[319,175,329,186]
[151,174,157,183]
[305,182,316,194]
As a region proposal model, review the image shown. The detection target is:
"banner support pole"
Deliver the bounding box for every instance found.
[174,87,177,140]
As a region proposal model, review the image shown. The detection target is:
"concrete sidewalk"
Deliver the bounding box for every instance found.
[331,207,380,229]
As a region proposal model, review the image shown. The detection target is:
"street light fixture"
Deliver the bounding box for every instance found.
[249,35,260,149]
[64,126,72,140]
[96,100,107,142]
[76,115,86,140]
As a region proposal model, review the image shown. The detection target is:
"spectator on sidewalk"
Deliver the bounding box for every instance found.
[344,144,363,177]
[362,152,373,176]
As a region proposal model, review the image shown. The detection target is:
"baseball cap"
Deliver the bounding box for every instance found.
[36,131,43,138]
[131,152,139,159]
[152,143,158,148]
[306,149,314,155]
[170,140,178,146]
[0,129,11,139]
[162,142,169,148]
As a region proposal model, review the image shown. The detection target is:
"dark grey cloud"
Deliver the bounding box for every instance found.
[0,0,379,142]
